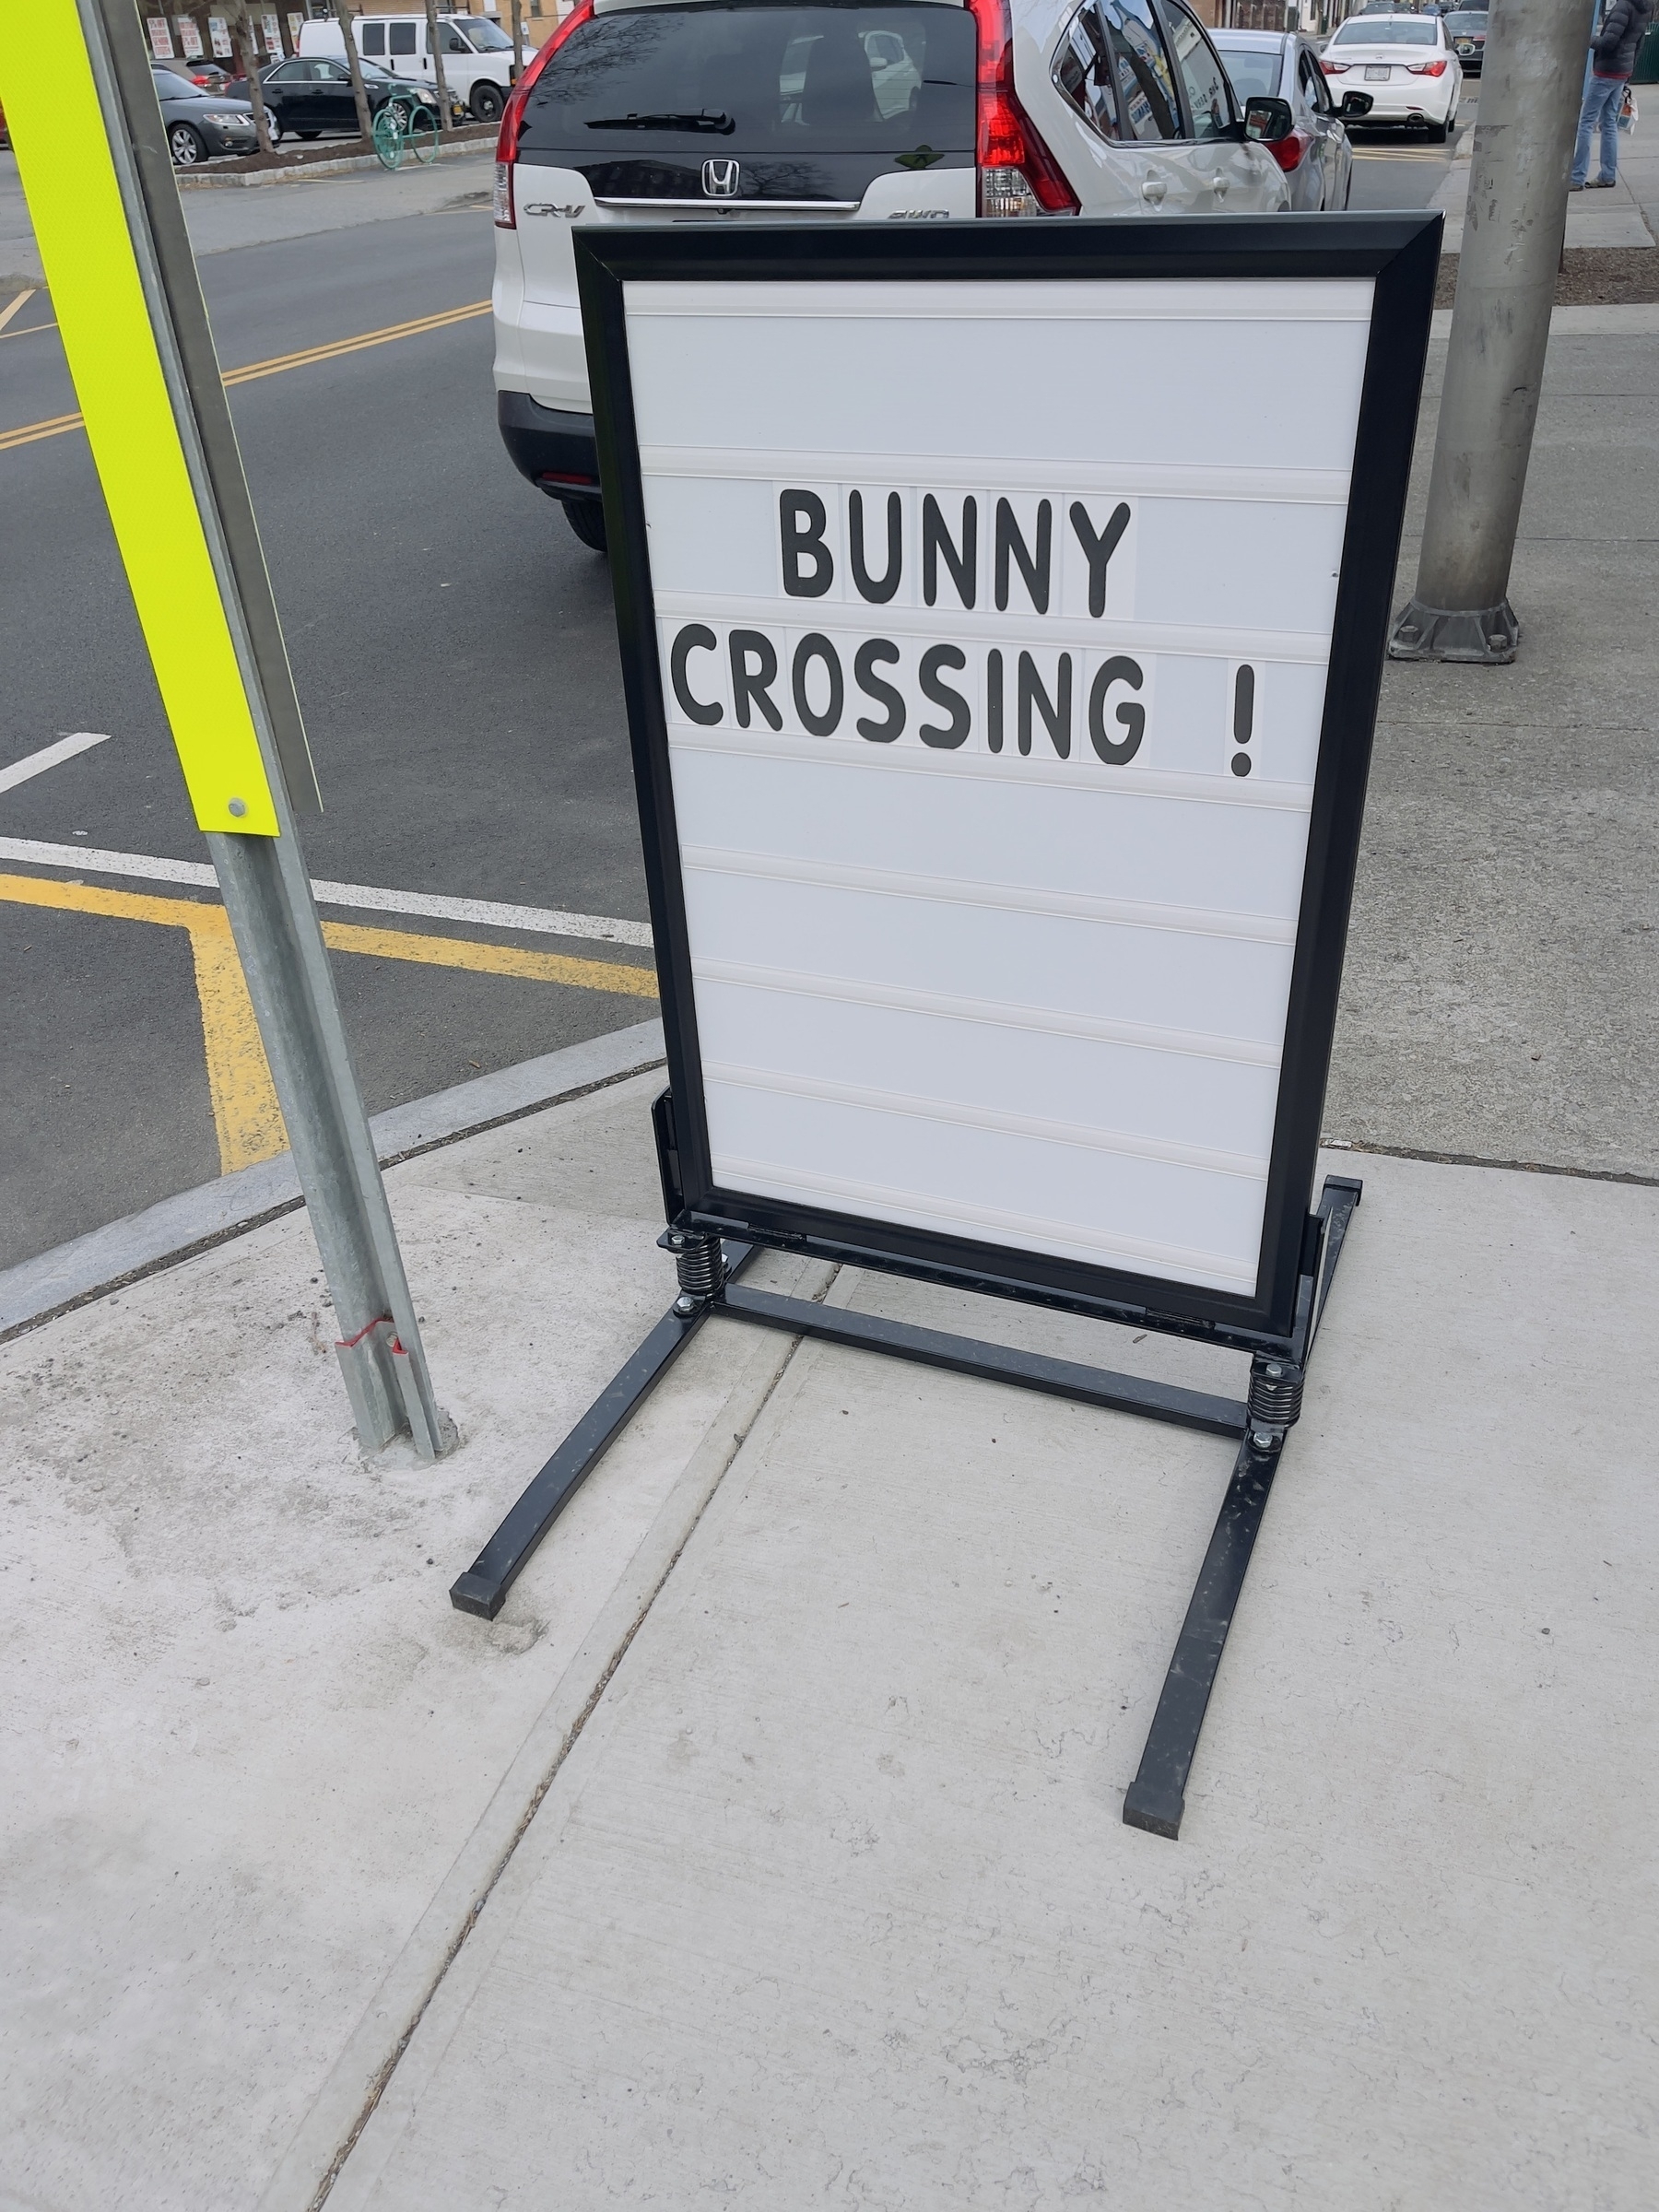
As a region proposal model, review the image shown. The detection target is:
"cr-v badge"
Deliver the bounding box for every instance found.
[702,159,741,198]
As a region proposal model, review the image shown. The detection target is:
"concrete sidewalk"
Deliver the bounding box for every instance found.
[3,295,1656,2212]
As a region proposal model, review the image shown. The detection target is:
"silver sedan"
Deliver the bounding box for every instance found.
[1212,29,1356,210]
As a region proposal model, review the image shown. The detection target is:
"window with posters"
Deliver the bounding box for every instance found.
[178,18,204,59]
[208,18,232,57]
[146,17,173,58]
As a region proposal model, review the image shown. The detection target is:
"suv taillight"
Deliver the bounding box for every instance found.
[494,0,594,228]
[968,0,1077,217]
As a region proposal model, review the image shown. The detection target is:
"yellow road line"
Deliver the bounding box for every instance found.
[0,298,489,453]
[0,873,286,1171]
[319,917,660,996]
[0,874,659,1175]
[0,287,37,335]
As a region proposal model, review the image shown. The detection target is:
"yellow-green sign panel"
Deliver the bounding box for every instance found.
[3,0,279,835]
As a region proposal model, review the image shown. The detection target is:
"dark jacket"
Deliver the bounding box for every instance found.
[1594,0,1653,77]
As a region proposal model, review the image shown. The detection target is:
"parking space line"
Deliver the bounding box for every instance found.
[0,836,654,947]
[0,299,489,453]
[0,871,658,1177]
[317,917,659,995]
[0,733,111,794]
[0,288,37,335]
[0,873,286,1172]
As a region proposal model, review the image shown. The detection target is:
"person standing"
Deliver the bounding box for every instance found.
[1571,0,1653,188]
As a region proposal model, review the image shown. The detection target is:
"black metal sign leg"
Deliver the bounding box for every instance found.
[1121,1426,1284,1841]
[450,1236,753,1621]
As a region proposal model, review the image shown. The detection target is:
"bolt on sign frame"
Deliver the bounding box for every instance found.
[3,0,448,1456]
[453,213,1440,1840]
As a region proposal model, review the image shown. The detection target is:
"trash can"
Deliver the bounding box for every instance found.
[1634,19,1659,84]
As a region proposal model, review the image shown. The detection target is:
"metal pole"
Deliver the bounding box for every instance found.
[1389,0,1597,665]
[83,0,451,1458]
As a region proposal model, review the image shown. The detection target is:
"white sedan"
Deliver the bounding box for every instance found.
[1319,9,1462,142]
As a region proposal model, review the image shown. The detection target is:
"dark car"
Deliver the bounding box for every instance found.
[150,61,259,164]
[246,53,450,139]
[1441,10,1487,73]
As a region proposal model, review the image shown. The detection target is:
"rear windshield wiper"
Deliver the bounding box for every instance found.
[584,110,735,133]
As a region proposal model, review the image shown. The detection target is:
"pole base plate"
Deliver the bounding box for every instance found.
[1388,595,1520,665]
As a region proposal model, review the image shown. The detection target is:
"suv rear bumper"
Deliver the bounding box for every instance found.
[497,390,601,501]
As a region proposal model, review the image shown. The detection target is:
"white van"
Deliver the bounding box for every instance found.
[299,11,522,122]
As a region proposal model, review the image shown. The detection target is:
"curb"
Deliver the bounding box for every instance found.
[0,1018,665,1342]
[175,134,494,188]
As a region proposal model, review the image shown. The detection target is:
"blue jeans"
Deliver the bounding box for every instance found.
[1572,73,1626,185]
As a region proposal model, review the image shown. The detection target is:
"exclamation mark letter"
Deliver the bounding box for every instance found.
[1230,665,1254,779]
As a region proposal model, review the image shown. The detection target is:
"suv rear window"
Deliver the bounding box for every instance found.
[517,3,976,157]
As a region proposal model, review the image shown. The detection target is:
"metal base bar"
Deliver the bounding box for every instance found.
[1388,594,1520,665]
[1121,1175,1362,1841]
[454,1178,1361,1844]
[722,1287,1247,1440]
[449,1241,755,1620]
[1121,1430,1282,1839]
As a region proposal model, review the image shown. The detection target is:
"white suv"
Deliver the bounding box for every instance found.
[493,0,1305,551]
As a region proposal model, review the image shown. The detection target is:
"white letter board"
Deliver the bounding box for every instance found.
[581,220,1438,1334]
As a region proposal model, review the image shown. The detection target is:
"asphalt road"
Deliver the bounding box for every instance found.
[1,200,653,1268]
[0,127,1464,1274]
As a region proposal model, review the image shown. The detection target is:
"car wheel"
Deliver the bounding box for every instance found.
[1425,116,1449,144]
[471,80,504,124]
[169,122,206,166]
[299,129,322,140]
[563,500,607,556]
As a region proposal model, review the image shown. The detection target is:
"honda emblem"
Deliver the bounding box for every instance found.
[702,158,741,199]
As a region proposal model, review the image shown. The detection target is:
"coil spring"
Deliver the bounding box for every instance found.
[674,1232,727,1302]
[1248,1359,1304,1429]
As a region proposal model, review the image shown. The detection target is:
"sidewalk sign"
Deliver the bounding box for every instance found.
[455,215,1440,1841]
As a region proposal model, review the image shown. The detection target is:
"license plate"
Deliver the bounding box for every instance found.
[1365,65,1390,79]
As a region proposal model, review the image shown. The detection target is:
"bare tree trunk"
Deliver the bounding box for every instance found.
[332,0,374,144]
[511,0,524,81]
[423,0,453,133]
[234,2,275,155]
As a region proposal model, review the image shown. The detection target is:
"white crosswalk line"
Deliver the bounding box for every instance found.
[0,733,111,794]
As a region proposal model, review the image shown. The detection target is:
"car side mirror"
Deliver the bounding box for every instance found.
[1242,95,1295,143]
[1338,88,1374,120]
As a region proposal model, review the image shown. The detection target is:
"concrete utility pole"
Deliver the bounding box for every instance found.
[1390,0,1598,664]
[332,0,375,144]
[424,0,453,131]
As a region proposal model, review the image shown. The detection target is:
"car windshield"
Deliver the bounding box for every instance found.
[518,4,976,154]
[460,17,513,48]
[1442,12,1485,29]
[1331,18,1438,41]
[1215,44,1281,99]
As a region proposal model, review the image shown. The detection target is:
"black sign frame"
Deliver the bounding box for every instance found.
[577,214,1436,1346]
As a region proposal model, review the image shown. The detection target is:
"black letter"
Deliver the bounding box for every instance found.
[791,633,844,737]
[780,488,832,598]
[918,644,971,748]
[922,494,976,609]
[1018,652,1072,759]
[670,623,721,725]
[987,649,1004,754]
[849,490,902,605]
[995,497,1052,614]
[1232,664,1254,744]
[729,629,782,730]
[1069,500,1131,618]
[1088,655,1145,765]
[854,639,905,743]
